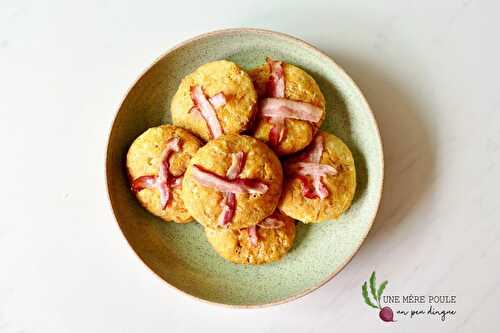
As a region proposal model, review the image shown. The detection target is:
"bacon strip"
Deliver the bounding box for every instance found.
[305,135,324,162]
[312,176,329,199]
[261,99,323,123]
[131,175,156,193]
[258,217,285,229]
[264,58,286,145]
[190,85,224,139]
[286,135,337,200]
[288,162,337,177]
[248,225,258,246]
[266,58,285,98]
[247,214,287,246]
[226,152,246,179]
[209,92,227,109]
[170,175,183,188]
[192,165,268,194]
[156,137,181,208]
[262,59,324,146]
[189,92,227,116]
[268,116,286,147]
[158,138,181,181]
[130,137,182,209]
[217,192,236,227]
[295,175,317,199]
[193,152,268,227]
[217,152,246,227]
[290,135,324,164]
[188,107,203,119]
[157,182,170,209]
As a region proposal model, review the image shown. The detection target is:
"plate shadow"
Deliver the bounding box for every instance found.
[329,52,438,248]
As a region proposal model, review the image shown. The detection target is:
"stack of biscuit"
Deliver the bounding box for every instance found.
[126,59,356,265]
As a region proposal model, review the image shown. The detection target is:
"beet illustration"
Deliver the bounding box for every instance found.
[362,272,395,323]
[379,306,395,322]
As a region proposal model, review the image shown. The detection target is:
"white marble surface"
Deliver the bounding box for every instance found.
[1,0,498,332]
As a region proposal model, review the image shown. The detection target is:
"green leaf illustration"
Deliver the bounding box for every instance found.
[362,282,379,309]
[369,272,379,307]
[377,280,388,302]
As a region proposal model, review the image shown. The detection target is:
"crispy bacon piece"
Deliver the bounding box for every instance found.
[295,175,317,199]
[261,59,323,146]
[131,137,182,209]
[268,116,286,147]
[188,107,203,119]
[286,135,337,200]
[169,175,183,188]
[226,152,246,179]
[311,175,329,199]
[190,85,225,139]
[157,181,171,209]
[247,214,287,247]
[289,134,324,164]
[261,99,323,123]
[190,93,227,118]
[208,92,227,109]
[305,135,323,162]
[131,175,157,192]
[258,217,285,229]
[217,192,236,227]
[264,58,287,146]
[156,137,182,208]
[217,152,246,227]
[287,162,337,177]
[191,152,269,227]
[248,225,258,246]
[262,99,322,146]
[266,57,285,98]
[192,165,268,194]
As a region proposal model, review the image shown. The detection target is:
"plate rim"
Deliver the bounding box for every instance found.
[105,27,385,308]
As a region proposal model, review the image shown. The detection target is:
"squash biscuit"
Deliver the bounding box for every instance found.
[172,60,257,142]
[126,125,202,223]
[205,211,295,265]
[279,131,356,223]
[182,134,283,229]
[249,59,326,156]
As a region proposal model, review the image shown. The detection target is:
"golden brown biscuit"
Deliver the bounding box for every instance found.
[205,211,295,265]
[249,60,326,156]
[126,125,202,223]
[279,131,356,223]
[171,60,257,142]
[182,134,283,229]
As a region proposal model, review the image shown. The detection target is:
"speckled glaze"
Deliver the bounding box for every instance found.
[106,28,384,307]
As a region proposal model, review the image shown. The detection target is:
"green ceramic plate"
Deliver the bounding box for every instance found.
[106,28,383,307]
